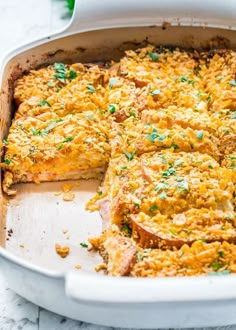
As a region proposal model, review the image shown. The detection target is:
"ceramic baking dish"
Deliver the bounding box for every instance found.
[0,0,236,327]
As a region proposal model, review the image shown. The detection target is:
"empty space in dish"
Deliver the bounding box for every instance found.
[3,179,102,272]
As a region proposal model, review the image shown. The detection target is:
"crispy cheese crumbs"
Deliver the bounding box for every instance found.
[75,264,82,269]
[55,243,70,258]
[95,263,107,272]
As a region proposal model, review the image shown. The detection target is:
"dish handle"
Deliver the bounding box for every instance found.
[64,0,236,35]
[65,271,236,304]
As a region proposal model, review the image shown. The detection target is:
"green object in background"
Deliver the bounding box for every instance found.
[67,0,75,13]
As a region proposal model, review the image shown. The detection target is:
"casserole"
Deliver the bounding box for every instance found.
[0,0,236,327]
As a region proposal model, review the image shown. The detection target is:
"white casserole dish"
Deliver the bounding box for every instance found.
[0,0,236,327]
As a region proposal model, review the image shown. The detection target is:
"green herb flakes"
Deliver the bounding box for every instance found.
[176,181,189,193]
[108,104,116,114]
[149,52,159,61]
[109,77,118,89]
[229,79,236,87]
[155,182,169,192]
[121,224,132,237]
[68,70,77,81]
[149,205,158,212]
[146,128,165,143]
[151,89,161,96]
[196,130,204,140]
[159,191,167,200]
[80,242,88,248]
[86,85,95,94]
[38,100,51,107]
[169,229,178,236]
[4,158,11,165]
[123,150,136,161]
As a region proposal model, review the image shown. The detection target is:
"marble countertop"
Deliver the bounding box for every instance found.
[0,1,236,329]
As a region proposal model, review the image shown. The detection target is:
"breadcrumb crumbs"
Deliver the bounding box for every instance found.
[55,243,70,258]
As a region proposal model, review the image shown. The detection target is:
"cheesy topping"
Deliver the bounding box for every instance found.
[2,46,236,277]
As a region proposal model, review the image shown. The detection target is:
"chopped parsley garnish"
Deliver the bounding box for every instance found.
[54,63,66,72]
[159,191,167,200]
[63,136,74,142]
[53,63,77,83]
[48,80,54,87]
[108,104,116,114]
[208,164,214,169]
[69,70,77,81]
[80,242,88,248]
[136,251,144,261]
[169,229,178,236]
[56,136,74,150]
[4,158,11,165]
[207,95,211,103]
[149,205,158,212]
[123,150,136,161]
[196,130,204,140]
[44,122,56,134]
[31,128,42,136]
[3,139,8,145]
[176,181,189,193]
[52,118,63,123]
[130,111,137,118]
[172,143,179,150]
[86,85,95,94]
[97,191,103,196]
[182,228,191,235]
[150,89,161,96]
[161,155,167,164]
[180,76,188,82]
[53,63,67,83]
[229,79,236,87]
[155,182,169,192]
[38,100,51,107]
[56,144,63,151]
[149,52,159,61]
[109,77,118,89]
[218,251,224,258]
[162,167,176,177]
[121,224,132,237]
[146,128,165,143]
[211,259,225,271]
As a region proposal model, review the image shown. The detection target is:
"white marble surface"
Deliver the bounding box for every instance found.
[0,1,236,329]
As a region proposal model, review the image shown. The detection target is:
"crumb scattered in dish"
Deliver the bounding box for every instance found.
[55,243,70,258]
[75,264,82,270]
[95,263,107,272]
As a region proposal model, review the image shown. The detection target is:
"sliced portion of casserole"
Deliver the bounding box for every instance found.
[97,151,235,248]
[15,64,108,119]
[3,110,110,195]
[14,63,108,106]
[90,226,236,277]
[110,117,220,160]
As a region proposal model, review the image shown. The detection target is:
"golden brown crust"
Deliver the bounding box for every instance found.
[3,46,236,277]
